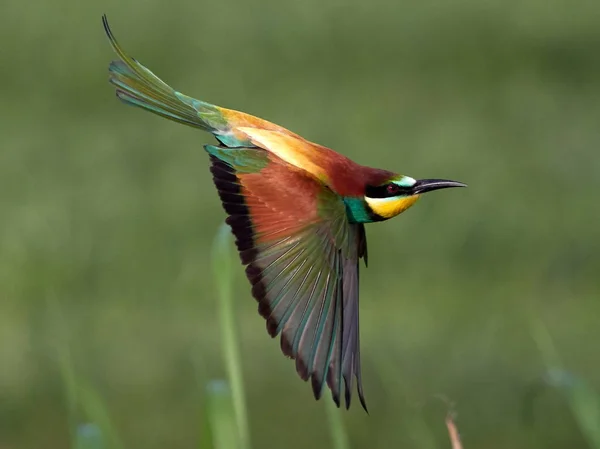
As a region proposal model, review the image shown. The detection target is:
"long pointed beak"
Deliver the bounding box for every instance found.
[412,179,467,195]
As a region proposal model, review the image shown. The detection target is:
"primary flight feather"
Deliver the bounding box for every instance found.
[102,15,466,412]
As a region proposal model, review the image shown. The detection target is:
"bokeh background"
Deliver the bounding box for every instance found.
[1,0,599,447]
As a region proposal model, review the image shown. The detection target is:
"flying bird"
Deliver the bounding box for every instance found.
[102,15,466,412]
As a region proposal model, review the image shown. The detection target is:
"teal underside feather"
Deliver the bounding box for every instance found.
[204,145,269,173]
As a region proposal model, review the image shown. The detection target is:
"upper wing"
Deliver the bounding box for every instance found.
[207,145,368,410]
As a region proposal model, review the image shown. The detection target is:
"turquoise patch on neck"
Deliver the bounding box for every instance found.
[343,197,376,223]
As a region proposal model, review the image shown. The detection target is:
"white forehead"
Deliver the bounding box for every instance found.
[393,176,417,188]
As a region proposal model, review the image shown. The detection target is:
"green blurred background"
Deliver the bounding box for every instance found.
[1,0,599,447]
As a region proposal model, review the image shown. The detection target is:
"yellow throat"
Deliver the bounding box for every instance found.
[365,195,420,219]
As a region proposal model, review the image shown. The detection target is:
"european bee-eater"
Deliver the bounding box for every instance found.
[102,15,466,412]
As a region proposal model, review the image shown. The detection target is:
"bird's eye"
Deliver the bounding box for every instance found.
[386,183,400,195]
[365,182,408,198]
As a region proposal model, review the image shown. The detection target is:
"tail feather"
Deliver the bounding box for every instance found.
[102,15,225,133]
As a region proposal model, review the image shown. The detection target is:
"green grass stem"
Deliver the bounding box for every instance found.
[530,317,600,448]
[324,396,350,449]
[201,380,240,449]
[211,223,251,449]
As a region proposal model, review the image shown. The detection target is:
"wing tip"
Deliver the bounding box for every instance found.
[311,374,325,400]
[358,390,369,414]
[331,390,341,408]
[339,374,368,413]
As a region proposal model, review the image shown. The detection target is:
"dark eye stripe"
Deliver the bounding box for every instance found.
[365,183,412,198]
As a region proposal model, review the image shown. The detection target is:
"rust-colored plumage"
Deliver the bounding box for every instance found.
[102,15,466,411]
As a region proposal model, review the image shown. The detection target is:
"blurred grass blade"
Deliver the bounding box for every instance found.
[48,296,123,449]
[202,380,239,449]
[530,316,562,368]
[77,382,125,449]
[75,424,104,449]
[47,294,79,444]
[325,397,350,449]
[533,368,600,449]
[530,317,600,448]
[211,223,251,449]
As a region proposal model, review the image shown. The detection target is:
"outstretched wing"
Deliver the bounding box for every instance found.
[207,145,368,410]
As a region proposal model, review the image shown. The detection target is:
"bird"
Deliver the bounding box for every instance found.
[102,15,466,412]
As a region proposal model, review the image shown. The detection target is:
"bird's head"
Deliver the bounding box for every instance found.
[359,175,466,222]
